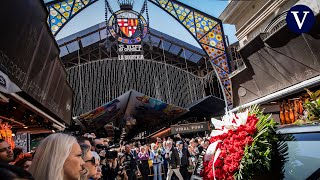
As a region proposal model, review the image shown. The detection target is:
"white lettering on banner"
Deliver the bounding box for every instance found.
[171,122,209,134]
[119,45,142,52]
[118,55,144,60]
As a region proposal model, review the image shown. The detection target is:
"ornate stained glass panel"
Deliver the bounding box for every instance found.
[199,24,225,50]
[194,12,218,39]
[46,0,98,35]
[151,0,233,106]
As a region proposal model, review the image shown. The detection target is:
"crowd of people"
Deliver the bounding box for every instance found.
[0,133,210,180]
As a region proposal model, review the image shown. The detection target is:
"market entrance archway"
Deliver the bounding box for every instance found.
[45,0,233,108]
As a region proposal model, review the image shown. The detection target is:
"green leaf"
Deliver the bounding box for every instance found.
[315,90,320,98]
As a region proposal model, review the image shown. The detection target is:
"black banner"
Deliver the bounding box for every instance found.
[0,0,73,124]
[171,122,210,135]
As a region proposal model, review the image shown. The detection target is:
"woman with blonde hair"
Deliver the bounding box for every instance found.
[29,133,87,180]
[150,143,163,180]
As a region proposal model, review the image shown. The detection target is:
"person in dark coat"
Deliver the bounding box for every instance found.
[177,141,191,180]
[124,145,137,180]
[165,141,183,180]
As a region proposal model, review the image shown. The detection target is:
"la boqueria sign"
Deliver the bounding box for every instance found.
[171,122,210,135]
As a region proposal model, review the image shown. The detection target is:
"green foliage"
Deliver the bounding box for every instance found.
[304,89,320,121]
[234,106,278,180]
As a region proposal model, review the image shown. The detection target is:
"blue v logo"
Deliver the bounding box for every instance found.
[286,5,315,33]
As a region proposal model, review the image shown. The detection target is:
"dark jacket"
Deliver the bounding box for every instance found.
[166,147,180,169]
[102,163,118,180]
[180,147,190,166]
[195,145,204,159]
[124,152,136,171]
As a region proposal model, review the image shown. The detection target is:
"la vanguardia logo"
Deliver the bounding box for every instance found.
[286,5,315,33]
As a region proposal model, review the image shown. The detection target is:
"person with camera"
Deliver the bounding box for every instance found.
[92,139,105,153]
[101,151,118,180]
[165,141,183,180]
[116,153,128,180]
[93,142,120,180]
[190,138,203,160]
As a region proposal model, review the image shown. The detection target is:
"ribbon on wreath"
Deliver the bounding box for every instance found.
[204,110,249,180]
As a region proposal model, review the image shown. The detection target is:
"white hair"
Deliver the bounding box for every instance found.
[140,146,146,151]
[29,133,77,180]
[91,151,100,162]
[151,143,156,150]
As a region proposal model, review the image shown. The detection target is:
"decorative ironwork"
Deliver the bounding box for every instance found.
[262,11,288,40]
[149,0,232,106]
[45,0,233,107]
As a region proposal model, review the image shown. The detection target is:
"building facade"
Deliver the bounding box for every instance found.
[219,0,320,110]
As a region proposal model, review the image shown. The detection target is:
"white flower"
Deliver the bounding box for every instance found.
[234,109,249,126]
[204,141,221,162]
[210,109,249,137]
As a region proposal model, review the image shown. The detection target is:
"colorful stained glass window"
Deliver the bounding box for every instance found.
[47,0,98,35]
[151,0,232,106]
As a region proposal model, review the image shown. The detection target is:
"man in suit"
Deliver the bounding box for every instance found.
[177,141,191,180]
[165,141,183,180]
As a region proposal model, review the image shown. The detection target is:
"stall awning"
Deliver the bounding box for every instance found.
[150,128,171,139]
[186,95,225,117]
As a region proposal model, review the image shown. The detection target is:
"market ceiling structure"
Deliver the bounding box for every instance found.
[61,23,227,117]
[44,0,233,108]
[58,21,226,138]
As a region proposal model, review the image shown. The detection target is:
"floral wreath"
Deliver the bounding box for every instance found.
[203,105,284,180]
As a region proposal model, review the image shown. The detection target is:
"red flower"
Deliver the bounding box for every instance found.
[220,150,227,158]
[215,168,222,177]
[214,158,223,167]
[239,131,247,138]
[203,112,262,179]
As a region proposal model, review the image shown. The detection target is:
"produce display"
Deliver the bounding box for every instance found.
[279,89,320,125]
[279,98,304,124]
